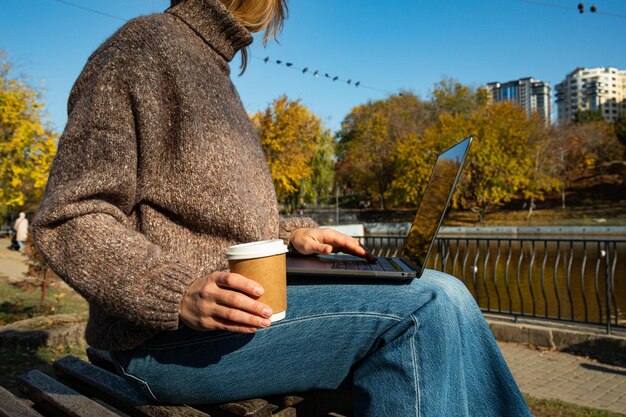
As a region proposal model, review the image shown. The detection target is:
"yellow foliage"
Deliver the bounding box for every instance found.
[252,96,326,210]
[0,51,57,212]
[337,92,433,209]
[405,101,558,219]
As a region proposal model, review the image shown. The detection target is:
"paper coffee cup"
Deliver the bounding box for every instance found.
[226,239,289,322]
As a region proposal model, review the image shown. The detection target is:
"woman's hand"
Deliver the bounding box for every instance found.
[179,271,273,333]
[290,228,376,261]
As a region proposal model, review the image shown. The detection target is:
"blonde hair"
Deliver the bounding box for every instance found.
[220,0,288,74]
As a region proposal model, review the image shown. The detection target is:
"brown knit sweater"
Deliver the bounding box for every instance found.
[32,0,316,351]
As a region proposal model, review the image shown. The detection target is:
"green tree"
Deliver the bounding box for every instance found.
[574,109,604,124]
[252,96,328,212]
[431,77,490,115]
[0,50,57,218]
[300,128,335,206]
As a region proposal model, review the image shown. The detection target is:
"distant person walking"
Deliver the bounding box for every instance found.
[13,212,29,251]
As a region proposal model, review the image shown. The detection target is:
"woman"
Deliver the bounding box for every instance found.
[32,0,531,415]
[13,212,29,251]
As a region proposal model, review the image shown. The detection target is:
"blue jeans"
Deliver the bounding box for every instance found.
[112,270,531,416]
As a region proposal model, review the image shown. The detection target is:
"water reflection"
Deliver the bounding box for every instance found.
[429,239,625,327]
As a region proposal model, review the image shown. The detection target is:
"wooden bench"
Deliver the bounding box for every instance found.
[0,348,353,417]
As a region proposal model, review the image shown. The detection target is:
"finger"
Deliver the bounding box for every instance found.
[360,243,378,261]
[321,231,365,254]
[323,233,376,260]
[209,316,262,333]
[215,273,264,297]
[214,289,273,318]
[309,241,333,255]
[212,304,272,329]
[295,237,333,255]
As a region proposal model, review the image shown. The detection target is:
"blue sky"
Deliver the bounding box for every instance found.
[1,0,626,133]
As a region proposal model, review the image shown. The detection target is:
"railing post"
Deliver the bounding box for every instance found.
[604,242,612,335]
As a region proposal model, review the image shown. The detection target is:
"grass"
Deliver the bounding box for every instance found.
[314,200,626,227]
[445,204,626,227]
[525,395,626,417]
[0,275,88,326]
[0,345,88,396]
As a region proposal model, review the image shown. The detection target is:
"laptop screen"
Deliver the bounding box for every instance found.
[402,136,472,271]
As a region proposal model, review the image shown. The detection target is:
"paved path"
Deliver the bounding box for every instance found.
[499,341,626,414]
[0,238,27,279]
[1,239,625,414]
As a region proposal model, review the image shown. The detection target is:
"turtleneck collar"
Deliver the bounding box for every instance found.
[166,0,253,62]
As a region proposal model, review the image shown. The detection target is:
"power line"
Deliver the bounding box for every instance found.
[251,55,392,95]
[42,0,394,95]
[45,0,126,21]
[511,0,626,19]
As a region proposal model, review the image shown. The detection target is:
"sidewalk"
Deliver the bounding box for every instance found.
[0,238,27,280]
[499,341,626,414]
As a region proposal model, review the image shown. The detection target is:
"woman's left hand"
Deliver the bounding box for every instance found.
[289,228,376,261]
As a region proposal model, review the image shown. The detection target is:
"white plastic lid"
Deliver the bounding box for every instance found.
[225,239,288,261]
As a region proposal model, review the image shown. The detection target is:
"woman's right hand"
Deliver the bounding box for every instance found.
[179,271,273,333]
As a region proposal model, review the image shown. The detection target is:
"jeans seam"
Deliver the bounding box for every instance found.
[109,351,162,403]
[271,312,403,328]
[139,312,404,351]
[410,315,420,417]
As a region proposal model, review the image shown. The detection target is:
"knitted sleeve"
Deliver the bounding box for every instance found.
[32,45,198,331]
[278,216,319,251]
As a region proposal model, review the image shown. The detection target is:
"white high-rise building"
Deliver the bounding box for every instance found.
[555,67,626,123]
[486,77,551,123]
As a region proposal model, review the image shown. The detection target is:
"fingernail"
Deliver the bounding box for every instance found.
[259,319,271,328]
[254,286,264,296]
[263,307,272,317]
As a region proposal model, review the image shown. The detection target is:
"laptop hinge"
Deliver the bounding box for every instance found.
[399,256,423,277]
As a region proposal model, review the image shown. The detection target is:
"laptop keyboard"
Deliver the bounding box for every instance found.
[331,256,399,272]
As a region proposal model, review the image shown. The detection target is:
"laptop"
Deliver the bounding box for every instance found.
[286,136,473,279]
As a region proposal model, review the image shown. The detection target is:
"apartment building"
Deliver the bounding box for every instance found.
[486,77,551,123]
[555,67,626,123]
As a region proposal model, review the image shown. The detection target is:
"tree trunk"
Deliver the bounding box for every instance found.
[379,194,386,211]
[526,197,535,220]
[40,268,50,308]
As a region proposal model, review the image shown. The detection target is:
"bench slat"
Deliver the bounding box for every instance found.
[0,386,44,417]
[84,350,281,417]
[272,408,297,417]
[209,399,277,417]
[85,347,117,373]
[53,355,211,417]
[17,370,120,417]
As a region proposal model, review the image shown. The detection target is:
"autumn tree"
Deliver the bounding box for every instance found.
[0,51,57,218]
[522,115,562,218]
[422,101,554,221]
[336,92,434,209]
[614,114,626,155]
[431,77,490,115]
[252,96,331,212]
[551,120,624,208]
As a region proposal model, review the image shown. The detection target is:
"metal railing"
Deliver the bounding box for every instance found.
[361,234,625,334]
